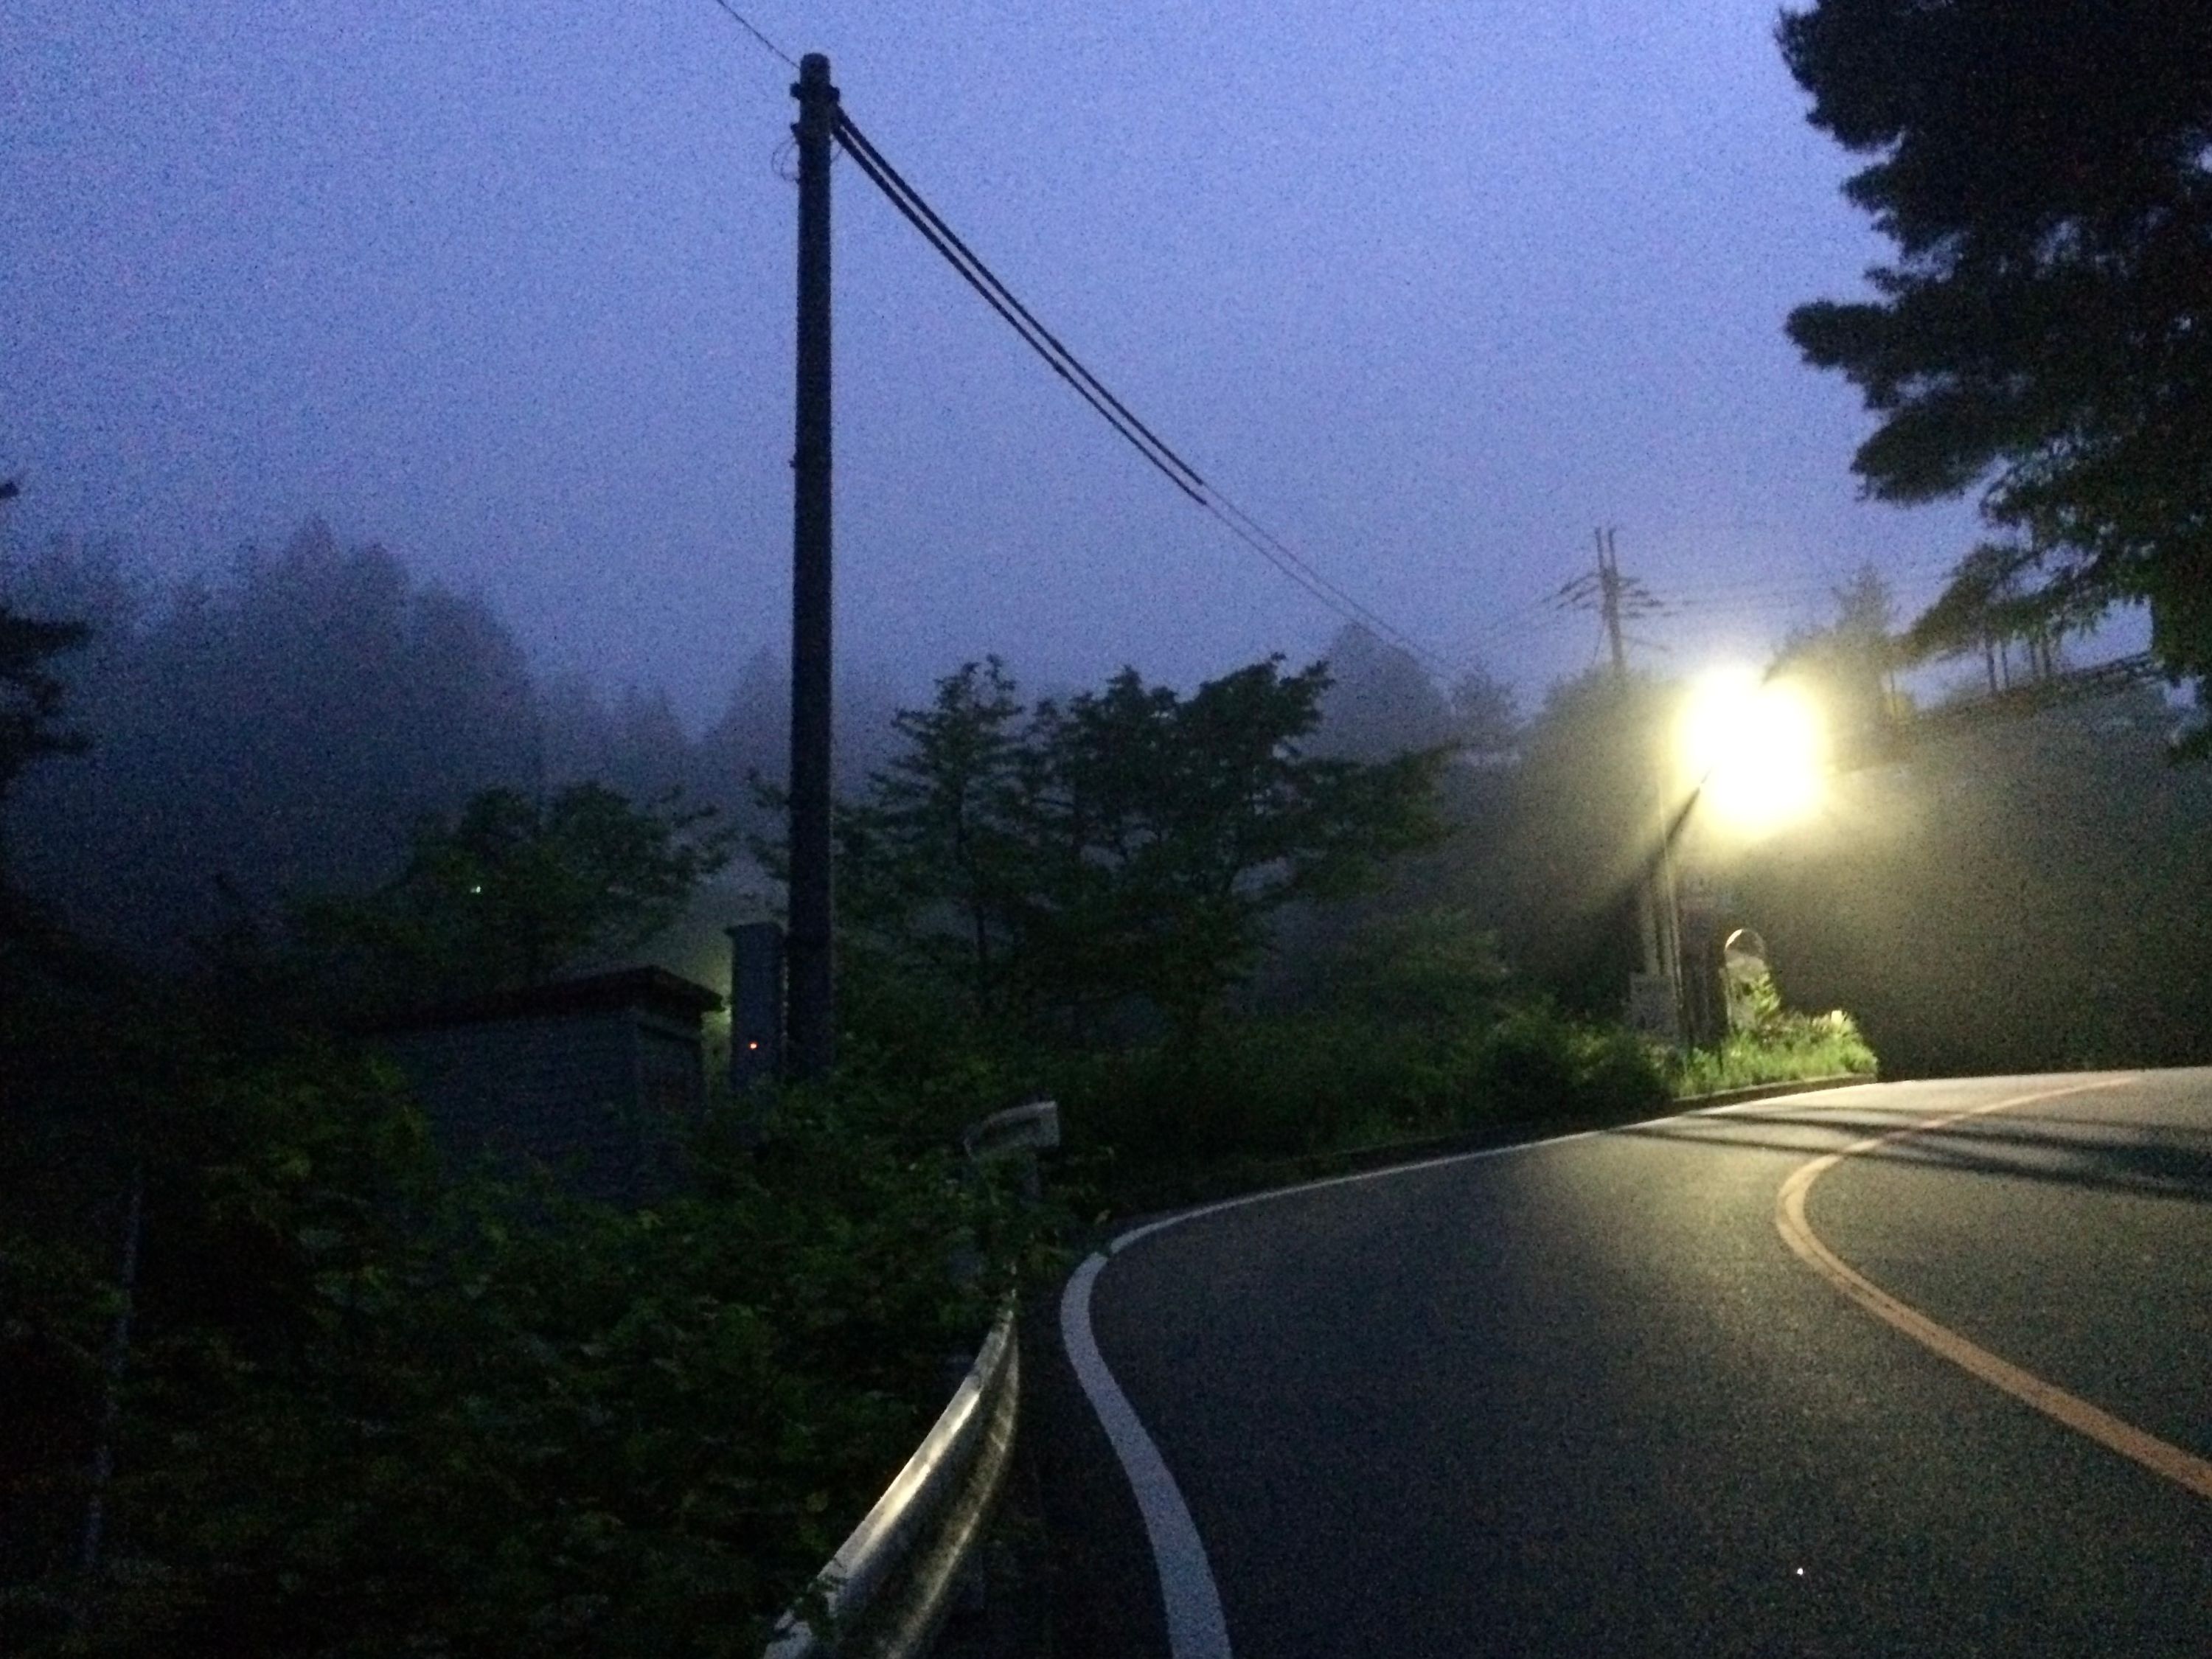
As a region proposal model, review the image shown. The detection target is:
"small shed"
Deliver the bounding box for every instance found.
[377,966,724,1204]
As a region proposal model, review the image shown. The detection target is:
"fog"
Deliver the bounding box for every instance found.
[4,0,1992,731]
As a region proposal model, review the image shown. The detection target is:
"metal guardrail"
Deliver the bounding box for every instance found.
[762,1304,1019,1659]
[762,1102,1054,1658]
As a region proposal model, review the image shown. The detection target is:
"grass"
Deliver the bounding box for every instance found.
[1666,1009,1878,1099]
[1068,1003,1880,1216]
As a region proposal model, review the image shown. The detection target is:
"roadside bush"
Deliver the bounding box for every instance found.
[1462,1004,1669,1126]
[4,1032,1038,1658]
[1668,1008,1877,1098]
[1320,907,1511,1031]
[1054,1014,1446,1173]
[1051,993,1675,1192]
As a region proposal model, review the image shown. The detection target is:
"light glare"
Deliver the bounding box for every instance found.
[1679,667,1825,834]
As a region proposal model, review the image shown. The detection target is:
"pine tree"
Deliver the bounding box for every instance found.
[1781,0,2212,747]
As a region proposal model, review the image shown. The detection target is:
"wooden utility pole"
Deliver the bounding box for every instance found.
[1595,527,1658,973]
[1591,526,1685,1038]
[1597,526,1630,678]
[787,53,838,1081]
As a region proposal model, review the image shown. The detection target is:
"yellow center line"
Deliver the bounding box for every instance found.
[1773,1076,2212,1503]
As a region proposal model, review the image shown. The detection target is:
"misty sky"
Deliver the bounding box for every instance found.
[4,0,1997,728]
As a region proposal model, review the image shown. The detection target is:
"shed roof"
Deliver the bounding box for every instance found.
[379,965,724,1032]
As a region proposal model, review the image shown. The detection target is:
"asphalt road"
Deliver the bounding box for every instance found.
[1029,1072,2212,1657]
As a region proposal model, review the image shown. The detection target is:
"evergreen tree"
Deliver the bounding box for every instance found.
[294,782,734,1012]
[1775,563,1898,763]
[844,656,1447,1032]
[4,521,543,956]
[0,605,88,814]
[1311,622,1455,761]
[1781,0,2212,746]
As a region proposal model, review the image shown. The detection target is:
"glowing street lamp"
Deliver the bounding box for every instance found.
[1677,666,1828,836]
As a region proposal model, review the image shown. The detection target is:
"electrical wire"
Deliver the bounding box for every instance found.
[703,0,797,69]
[1464,589,1574,640]
[831,110,1464,678]
[1660,568,1951,602]
[835,117,1201,497]
[836,113,1444,668]
[832,126,1200,507]
[687,18,1975,683]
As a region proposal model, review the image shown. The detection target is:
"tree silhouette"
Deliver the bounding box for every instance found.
[296,783,734,1012]
[0,605,88,808]
[841,656,1447,1033]
[1781,0,2212,747]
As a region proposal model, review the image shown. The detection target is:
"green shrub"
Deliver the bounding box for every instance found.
[1049,995,1674,1193]
[1669,1008,1878,1098]
[1321,908,1511,1031]
[4,1045,1040,1659]
[1461,1004,1670,1126]
[1052,1013,1438,1172]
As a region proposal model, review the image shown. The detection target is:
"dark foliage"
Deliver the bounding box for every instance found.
[2,523,541,956]
[1780,0,2212,745]
[291,782,734,1018]
[0,603,89,820]
[1,922,1037,1658]
[835,655,1450,1034]
[0,523,903,969]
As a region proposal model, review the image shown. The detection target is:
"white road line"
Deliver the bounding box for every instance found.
[1056,1082,1884,1659]
[1059,1251,1233,1659]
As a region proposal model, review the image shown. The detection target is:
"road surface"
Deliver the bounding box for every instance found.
[1030,1072,2212,1656]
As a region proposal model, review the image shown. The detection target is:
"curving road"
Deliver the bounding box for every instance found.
[1031,1072,2212,1657]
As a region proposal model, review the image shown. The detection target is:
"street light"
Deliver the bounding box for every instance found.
[1677,666,1827,837]
[1658,667,1827,1046]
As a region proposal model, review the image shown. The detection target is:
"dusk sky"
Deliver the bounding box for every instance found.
[4,0,1997,728]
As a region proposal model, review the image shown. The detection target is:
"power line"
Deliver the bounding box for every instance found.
[1455,570,1595,644]
[702,0,797,69]
[830,109,1464,678]
[832,118,1203,504]
[834,112,1444,669]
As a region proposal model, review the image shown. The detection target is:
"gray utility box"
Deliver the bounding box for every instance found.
[377,966,724,1205]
